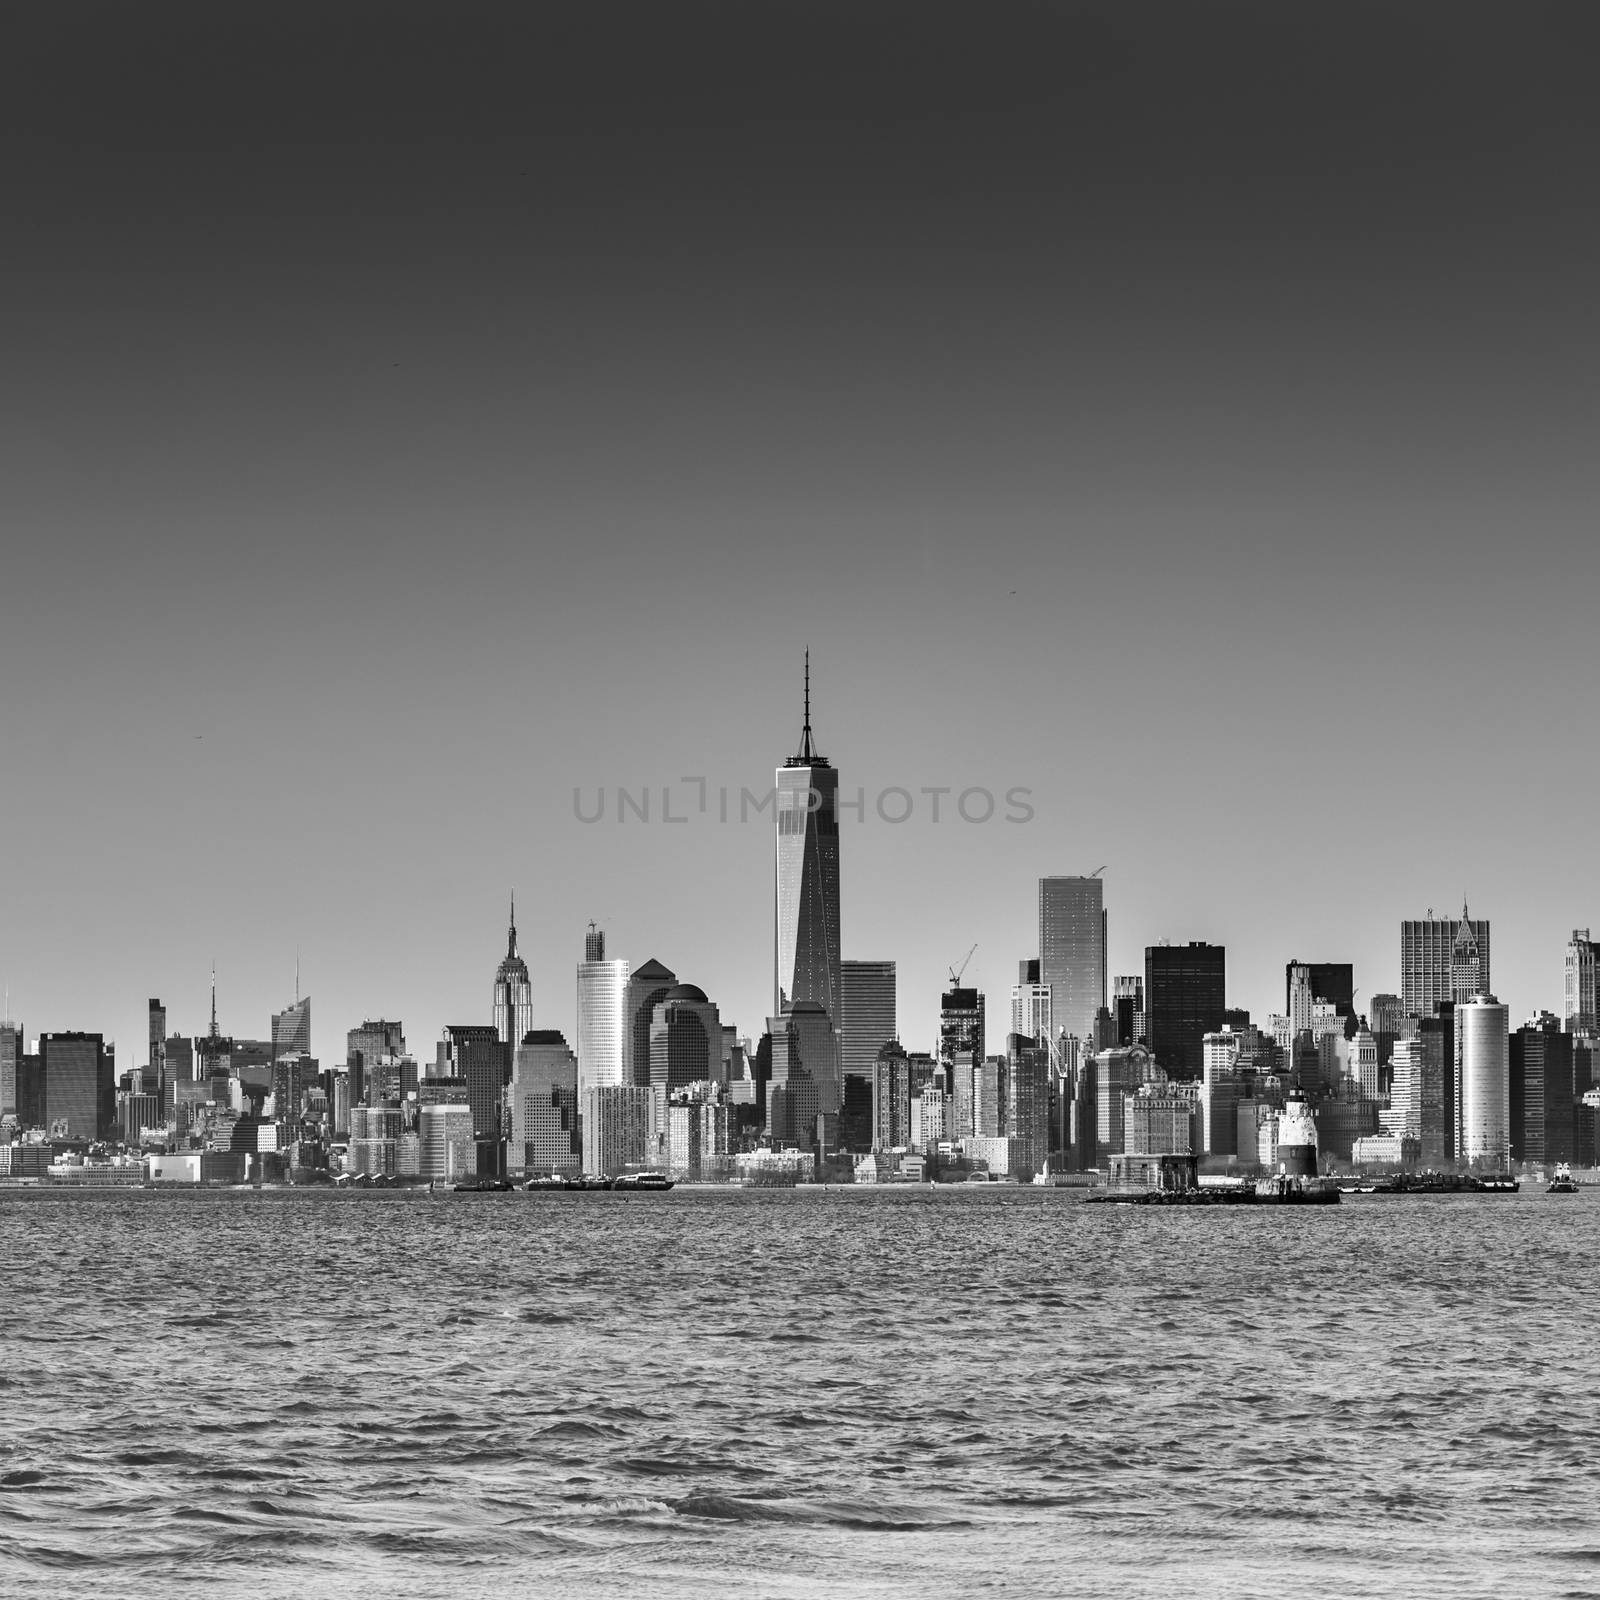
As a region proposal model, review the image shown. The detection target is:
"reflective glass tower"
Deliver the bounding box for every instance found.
[1039,876,1106,1048]
[775,653,841,1025]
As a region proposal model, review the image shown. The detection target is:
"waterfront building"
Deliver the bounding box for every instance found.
[648,986,723,1091]
[1039,876,1107,1048]
[841,959,897,1089]
[41,1033,114,1141]
[1112,976,1144,1048]
[962,1134,1018,1178]
[1565,930,1598,1036]
[666,1084,731,1180]
[1510,1014,1575,1167]
[1456,993,1510,1168]
[1201,1029,1241,1156]
[492,895,535,1049]
[0,1018,19,1121]
[912,1086,948,1151]
[949,1048,978,1141]
[418,1101,476,1180]
[576,924,630,1101]
[582,1084,657,1176]
[775,654,842,1031]
[1418,1005,1454,1165]
[1092,1045,1160,1165]
[872,1042,912,1152]
[1007,1034,1051,1179]
[623,959,678,1086]
[939,987,986,1072]
[1144,942,1226,1081]
[1401,904,1491,1016]
[511,1030,581,1175]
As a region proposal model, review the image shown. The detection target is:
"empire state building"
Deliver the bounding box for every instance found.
[493,894,535,1048]
[774,653,841,1023]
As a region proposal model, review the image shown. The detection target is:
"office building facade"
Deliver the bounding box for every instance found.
[648,985,723,1091]
[1402,904,1491,1016]
[1144,943,1227,1081]
[1455,994,1509,1168]
[511,1030,581,1175]
[1565,930,1598,1036]
[576,924,630,1101]
[841,959,897,1086]
[41,1032,114,1141]
[1039,876,1107,1048]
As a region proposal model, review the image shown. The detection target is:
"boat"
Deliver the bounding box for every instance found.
[1548,1162,1580,1194]
[613,1171,674,1191]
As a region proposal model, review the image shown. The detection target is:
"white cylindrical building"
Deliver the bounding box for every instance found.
[576,924,630,1103]
[1456,993,1509,1169]
[1276,1088,1319,1177]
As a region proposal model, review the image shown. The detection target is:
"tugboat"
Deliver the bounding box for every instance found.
[1548,1162,1580,1194]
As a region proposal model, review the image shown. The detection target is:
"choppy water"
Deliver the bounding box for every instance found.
[1,1188,1597,1599]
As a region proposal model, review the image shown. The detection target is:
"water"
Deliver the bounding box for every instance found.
[1,1187,1596,1599]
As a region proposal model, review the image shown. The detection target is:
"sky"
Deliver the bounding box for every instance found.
[1,2,1597,1063]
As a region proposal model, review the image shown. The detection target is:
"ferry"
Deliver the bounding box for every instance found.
[1548,1163,1580,1194]
[612,1171,675,1191]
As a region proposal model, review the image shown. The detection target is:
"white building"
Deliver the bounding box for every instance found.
[1456,993,1509,1167]
[576,925,630,1102]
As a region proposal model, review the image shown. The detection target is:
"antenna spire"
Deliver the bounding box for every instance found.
[799,648,816,762]
[508,890,518,958]
[210,965,217,1039]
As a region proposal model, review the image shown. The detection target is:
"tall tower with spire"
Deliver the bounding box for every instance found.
[1401,902,1491,1017]
[773,651,842,1118]
[493,893,536,1048]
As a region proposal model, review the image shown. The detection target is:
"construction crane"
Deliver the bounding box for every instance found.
[948,944,977,987]
[1090,864,1107,877]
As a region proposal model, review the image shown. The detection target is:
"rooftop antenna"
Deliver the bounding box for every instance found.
[798,648,816,762]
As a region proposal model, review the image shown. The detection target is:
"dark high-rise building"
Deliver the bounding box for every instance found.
[774,654,841,1028]
[648,985,722,1091]
[623,958,677,1086]
[439,1023,509,1169]
[872,1041,911,1152]
[1284,962,1354,1018]
[840,959,896,1088]
[1144,943,1226,1081]
[1419,1004,1455,1164]
[16,1052,45,1130]
[1510,1014,1575,1167]
[492,895,535,1049]
[1112,976,1144,1047]
[0,1018,20,1121]
[766,1001,839,1147]
[1007,1033,1051,1180]
[511,1030,581,1176]
[939,987,985,1071]
[40,1032,114,1140]
[1402,904,1491,1015]
[1039,876,1107,1048]
[147,1000,166,1098]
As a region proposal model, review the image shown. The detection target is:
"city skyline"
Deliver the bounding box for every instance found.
[1,3,1595,1087]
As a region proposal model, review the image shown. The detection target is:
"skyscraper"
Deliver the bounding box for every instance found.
[938,986,986,1070]
[1011,960,1052,1051]
[1564,930,1598,1036]
[41,1032,114,1140]
[439,1023,509,1170]
[1510,1014,1574,1167]
[1284,962,1354,1020]
[511,1030,581,1176]
[766,1001,839,1146]
[1038,876,1107,1048]
[1007,1034,1052,1180]
[1455,993,1509,1168]
[774,653,841,1025]
[872,1041,911,1152]
[272,992,311,1066]
[1112,975,1144,1047]
[0,1017,19,1121]
[648,985,723,1091]
[1401,903,1491,1016]
[147,999,166,1098]
[577,923,630,1102]
[1145,943,1226,1081]
[623,958,677,1086]
[840,959,897,1086]
[492,894,535,1048]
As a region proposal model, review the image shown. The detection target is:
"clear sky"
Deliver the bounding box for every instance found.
[1,2,1596,1063]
